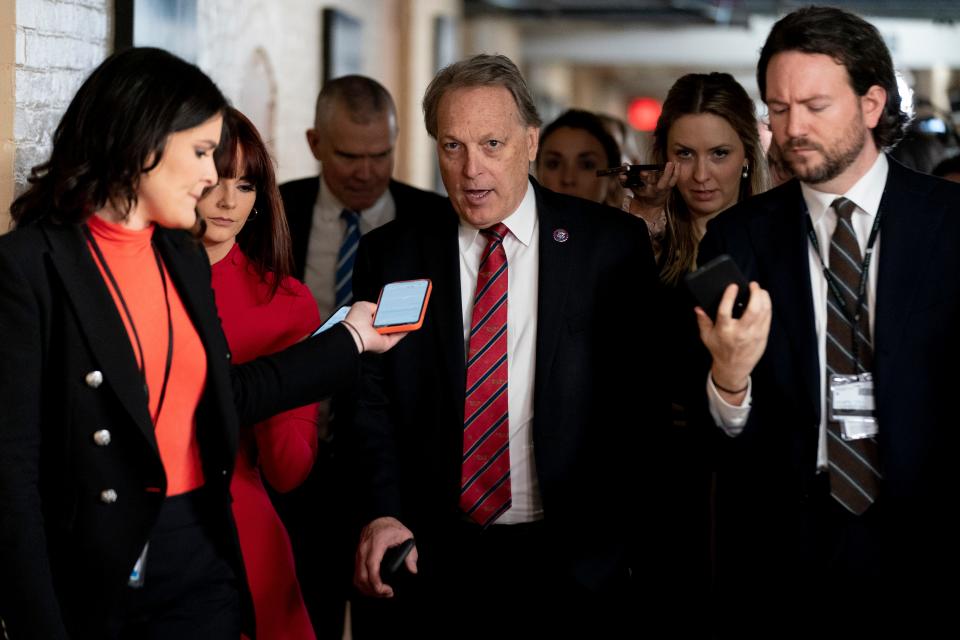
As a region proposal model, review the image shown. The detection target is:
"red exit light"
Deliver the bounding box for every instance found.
[628,97,662,131]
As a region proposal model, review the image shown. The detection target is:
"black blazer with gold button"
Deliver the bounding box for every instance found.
[0,220,360,639]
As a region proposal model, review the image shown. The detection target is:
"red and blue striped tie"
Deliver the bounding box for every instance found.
[461,223,511,527]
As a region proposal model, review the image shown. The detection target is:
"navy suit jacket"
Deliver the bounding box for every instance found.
[348,179,670,593]
[697,158,960,607]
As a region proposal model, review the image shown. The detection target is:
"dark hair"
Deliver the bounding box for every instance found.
[423,54,541,139]
[932,154,960,179]
[209,107,294,301]
[597,113,643,164]
[652,72,769,285]
[11,47,228,227]
[314,74,397,133]
[757,6,909,150]
[537,109,621,169]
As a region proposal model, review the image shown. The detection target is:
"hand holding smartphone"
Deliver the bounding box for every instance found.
[380,538,416,588]
[685,254,750,321]
[596,164,666,188]
[373,279,432,334]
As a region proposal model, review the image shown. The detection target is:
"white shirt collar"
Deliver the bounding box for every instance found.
[458,178,537,251]
[800,154,889,223]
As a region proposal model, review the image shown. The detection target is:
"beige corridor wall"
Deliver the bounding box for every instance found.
[199,0,461,190]
[200,0,405,185]
[398,0,462,188]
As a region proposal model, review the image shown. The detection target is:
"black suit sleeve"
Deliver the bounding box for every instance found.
[344,234,405,524]
[230,323,361,427]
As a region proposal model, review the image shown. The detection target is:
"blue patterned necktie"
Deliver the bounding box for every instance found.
[335,209,361,308]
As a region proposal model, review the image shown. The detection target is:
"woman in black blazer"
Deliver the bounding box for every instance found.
[0,48,401,640]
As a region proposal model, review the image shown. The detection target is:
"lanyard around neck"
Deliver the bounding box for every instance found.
[83,224,174,426]
[804,201,882,372]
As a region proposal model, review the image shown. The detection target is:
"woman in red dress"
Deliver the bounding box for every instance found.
[198,107,319,639]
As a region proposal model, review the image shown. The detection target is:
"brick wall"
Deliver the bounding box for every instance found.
[13,0,110,195]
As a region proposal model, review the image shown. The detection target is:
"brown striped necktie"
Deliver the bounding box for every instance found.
[825,197,881,515]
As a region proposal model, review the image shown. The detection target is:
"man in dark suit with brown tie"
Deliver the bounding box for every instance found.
[348,54,669,637]
[695,7,960,633]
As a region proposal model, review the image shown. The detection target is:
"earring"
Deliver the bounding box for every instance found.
[248,207,259,220]
[742,165,749,179]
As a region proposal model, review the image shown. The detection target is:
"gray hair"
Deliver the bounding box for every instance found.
[422,54,541,139]
[314,75,397,133]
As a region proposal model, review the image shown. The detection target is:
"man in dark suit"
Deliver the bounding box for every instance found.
[278,75,446,319]
[276,76,446,637]
[349,54,668,637]
[695,7,960,631]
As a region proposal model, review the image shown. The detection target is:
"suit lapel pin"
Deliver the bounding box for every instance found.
[553,228,569,243]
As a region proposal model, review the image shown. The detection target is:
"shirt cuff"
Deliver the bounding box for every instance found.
[706,372,752,436]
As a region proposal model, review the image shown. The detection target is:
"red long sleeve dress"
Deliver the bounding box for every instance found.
[211,243,320,640]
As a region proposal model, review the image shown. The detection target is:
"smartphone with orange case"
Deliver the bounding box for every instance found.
[373,279,433,334]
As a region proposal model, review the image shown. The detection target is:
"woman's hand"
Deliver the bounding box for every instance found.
[622,161,678,224]
[342,301,408,354]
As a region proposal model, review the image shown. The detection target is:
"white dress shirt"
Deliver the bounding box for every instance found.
[303,176,395,320]
[457,180,543,524]
[709,154,889,470]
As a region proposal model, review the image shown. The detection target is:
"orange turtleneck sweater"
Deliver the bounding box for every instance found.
[86,215,207,496]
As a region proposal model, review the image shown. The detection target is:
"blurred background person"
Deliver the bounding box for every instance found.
[766,138,795,187]
[626,71,770,629]
[890,98,960,174]
[598,112,646,165]
[629,72,769,284]
[198,106,319,640]
[933,154,960,182]
[535,108,621,205]
[281,75,445,316]
[0,47,398,640]
[598,113,648,208]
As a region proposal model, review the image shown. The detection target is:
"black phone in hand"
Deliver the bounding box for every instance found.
[685,254,750,321]
[380,538,415,587]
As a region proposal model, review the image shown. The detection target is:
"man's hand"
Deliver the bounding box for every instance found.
[695,281,771,405]
[354,516,418,598]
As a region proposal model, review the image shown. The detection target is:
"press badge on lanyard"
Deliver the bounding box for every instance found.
[128,543,149,588]
[829,373,878,440]
[806,201,883,442]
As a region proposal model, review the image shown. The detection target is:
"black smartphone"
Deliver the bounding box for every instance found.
[596,164,666,188]
[685,254,750,321]
[380,538,415,586]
